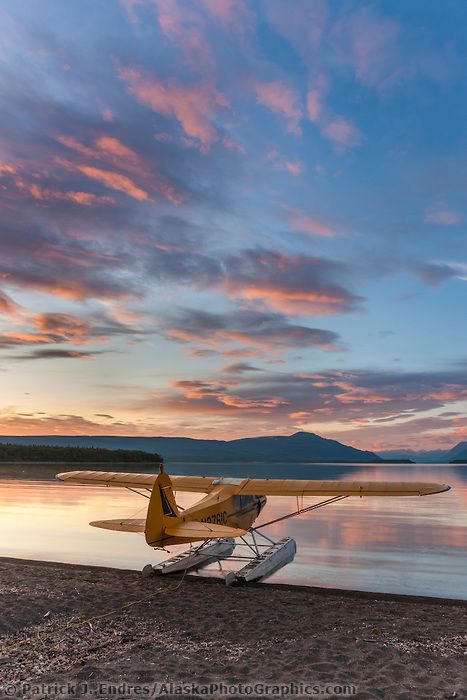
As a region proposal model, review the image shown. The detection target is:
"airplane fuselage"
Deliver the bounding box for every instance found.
[160,489,266,546]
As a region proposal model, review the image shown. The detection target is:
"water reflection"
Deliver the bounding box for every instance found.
[1,464,466,599]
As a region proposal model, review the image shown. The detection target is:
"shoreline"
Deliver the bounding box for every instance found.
[1,557,466,698]
[1,556,466,607]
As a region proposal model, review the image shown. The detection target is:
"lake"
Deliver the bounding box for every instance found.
[1,463,466,599]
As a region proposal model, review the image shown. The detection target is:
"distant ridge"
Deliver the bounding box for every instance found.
[0,431,381,463]
[379,441,467,464]
[449,441,467,463]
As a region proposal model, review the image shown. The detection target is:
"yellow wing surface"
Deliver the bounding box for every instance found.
[164,522,247,538]
[56,470,213,492]
[56,470,450,497]
[89,518,246,538]
[90,518,146,532]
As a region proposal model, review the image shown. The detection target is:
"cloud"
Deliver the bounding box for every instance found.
[267,150,303,177]
[321,117,361,149]
[0,410,166,436]
[121,0,146,24]
[305,78,361,150]
[284,206,338,238]
[167,378,288,413]
[0,311,145,363]
[13,177,115,206]
[253,80,302,135]
[306,89,322,122]
[0,290,20,315]
[303,70,362,150]
[144,245,360,316]
[330,7,401,91]
[220,249,360,315]
[59,160,149,201]
[33,313,94,345]
[0,161,16,175]
[119,66,229,150]
[221,362,263,373]
[424,208,461,225]
[160,307,341,356]
[57,135,182,204]
[200,0,254,32]
[0,222,137,301]
[0,333,55,349]
[6,348,104,361]
[415,262,460,286]
[135,363,467,447]
[154,0,215,76]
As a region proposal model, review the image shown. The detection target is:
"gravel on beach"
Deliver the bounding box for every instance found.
[0,557,466,699]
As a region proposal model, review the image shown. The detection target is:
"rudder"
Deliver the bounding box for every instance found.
[145,471,181,546]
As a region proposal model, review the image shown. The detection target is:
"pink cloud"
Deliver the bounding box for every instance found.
[219,249,360,316]
[0,161,16,175]
[119,67,229,150]
[283,161,302,176]
[14,177,115,206]
[200,0,253,31]
[95,135,139,161]
[56,136,95,158]
[286,210,337,238]
[58,134,140,164]
[254,80,302,135]
[267,150,303,177]
[34,313,94,345]
[321,117,361,149]
[331,7,401,91]
[61,161,149,201]
[307,89,322,122]
[155,0,215,76]
[120,0,146,24]
[305,76,361,150]
[424,209,461,226]
[0,290,20,315]
[161,308,341,358]
[221,134,246,154]
[58,134,182,204]
[169,379,288,413]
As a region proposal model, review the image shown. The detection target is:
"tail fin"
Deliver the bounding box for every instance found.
[145,471,181,546]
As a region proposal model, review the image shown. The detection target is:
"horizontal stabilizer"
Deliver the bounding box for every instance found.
[164,521,247,539]
[90,518,145,533]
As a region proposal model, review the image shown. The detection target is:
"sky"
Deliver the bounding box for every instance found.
[0,0,466,451]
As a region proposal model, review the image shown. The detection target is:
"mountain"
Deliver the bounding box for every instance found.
[377,449,449,463]
[0,431,381,463]
[448,442,467,463]
[378,442,467,463]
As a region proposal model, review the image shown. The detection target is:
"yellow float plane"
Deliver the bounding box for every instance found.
[57,467,450,584]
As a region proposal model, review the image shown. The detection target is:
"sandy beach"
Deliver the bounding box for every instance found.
[0,558,465,699]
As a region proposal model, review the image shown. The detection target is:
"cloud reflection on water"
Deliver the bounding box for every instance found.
[1,464,466,598]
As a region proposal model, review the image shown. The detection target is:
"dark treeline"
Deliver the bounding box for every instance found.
[0,443,162,463]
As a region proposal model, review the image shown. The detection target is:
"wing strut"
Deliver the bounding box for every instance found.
[126,487,151,499]
[251,494,349,532]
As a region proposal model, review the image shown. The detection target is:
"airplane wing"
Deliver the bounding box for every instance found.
[56,471,450,497]
[56,471,214,493]
[235,479,450,497]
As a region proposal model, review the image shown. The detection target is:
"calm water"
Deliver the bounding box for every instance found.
[1,463,466,599]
